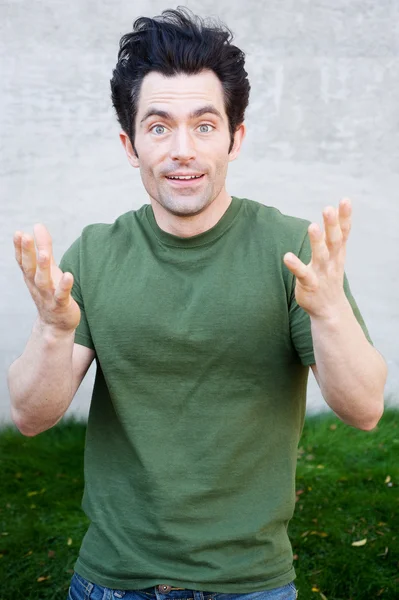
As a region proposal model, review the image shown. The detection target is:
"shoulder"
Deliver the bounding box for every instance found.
[61,207,147,275]
[80,208,136,243]
[237,197,311,244]
[78,206,149,250]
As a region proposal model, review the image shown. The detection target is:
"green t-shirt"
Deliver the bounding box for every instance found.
[59,196,372,592]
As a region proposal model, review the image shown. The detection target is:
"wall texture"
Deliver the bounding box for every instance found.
[1,0,398,424]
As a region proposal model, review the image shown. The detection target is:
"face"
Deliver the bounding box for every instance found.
[120,70,245,217]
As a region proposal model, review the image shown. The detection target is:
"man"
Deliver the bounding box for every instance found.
[8,8,387,600]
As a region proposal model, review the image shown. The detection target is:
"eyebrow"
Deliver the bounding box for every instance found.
[140,104,224,125]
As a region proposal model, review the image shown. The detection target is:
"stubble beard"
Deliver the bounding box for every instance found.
[155,179,217,218]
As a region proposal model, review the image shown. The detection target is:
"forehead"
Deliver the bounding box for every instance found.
[136,70,227,119]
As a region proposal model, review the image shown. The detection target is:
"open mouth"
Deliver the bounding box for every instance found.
[165,174,205,185]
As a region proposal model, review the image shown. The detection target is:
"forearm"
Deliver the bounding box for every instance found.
[7,316,75,436]
[310,297,387,430]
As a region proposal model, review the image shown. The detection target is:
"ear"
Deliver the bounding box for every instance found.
[119,131,139,168]
[228,123,246,162]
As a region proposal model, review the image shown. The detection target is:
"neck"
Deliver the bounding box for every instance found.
[150,189,232,238]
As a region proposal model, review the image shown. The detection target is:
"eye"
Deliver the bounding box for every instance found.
[151,125,167,135]
[198,124,214,133]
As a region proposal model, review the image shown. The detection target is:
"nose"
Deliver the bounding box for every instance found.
[169,127,196,162]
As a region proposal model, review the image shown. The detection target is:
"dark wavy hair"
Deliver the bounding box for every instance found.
[110,6,250,155]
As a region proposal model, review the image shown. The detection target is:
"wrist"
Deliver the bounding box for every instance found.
[309,295,353,325]
[33,315,76,344]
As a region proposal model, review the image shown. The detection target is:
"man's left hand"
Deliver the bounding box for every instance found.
[283,198,352,320]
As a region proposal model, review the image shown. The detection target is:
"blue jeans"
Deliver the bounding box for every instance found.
[67,573,298,600]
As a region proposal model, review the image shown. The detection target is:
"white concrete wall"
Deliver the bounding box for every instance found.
[1,0,398,424]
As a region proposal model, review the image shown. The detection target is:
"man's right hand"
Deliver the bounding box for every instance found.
[14,224,81,334]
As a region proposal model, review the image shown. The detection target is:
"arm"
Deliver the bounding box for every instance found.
[284,199,387,430]
[8,317,95,436]
[309,299,387,429]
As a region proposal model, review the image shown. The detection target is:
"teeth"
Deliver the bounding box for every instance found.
[168,175,202,180]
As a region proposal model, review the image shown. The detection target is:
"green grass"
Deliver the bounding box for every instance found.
[0,411,398,600]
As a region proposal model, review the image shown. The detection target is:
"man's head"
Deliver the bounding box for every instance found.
[110,7,250,218]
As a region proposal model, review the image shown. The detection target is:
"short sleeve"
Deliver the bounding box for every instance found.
[59,236,95,351]
[289,231,373,367]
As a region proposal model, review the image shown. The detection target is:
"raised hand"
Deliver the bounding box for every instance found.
[13,224,81,334]
[283,198,352,320]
